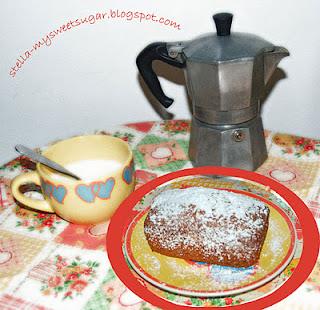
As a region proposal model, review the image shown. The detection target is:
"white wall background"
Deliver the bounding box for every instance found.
[1,0,319,164]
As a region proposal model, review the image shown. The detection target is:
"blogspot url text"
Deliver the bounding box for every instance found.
[10,9,182,78]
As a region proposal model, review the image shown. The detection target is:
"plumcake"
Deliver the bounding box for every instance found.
[144,187,270,268]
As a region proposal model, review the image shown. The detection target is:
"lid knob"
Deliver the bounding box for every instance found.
[213,13,233,36]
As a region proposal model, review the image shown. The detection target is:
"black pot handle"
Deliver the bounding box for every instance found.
[136,42,185,108]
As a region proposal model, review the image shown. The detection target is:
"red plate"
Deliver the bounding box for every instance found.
[107,167,319,309]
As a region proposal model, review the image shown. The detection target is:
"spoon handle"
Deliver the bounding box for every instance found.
[15,144,81,180]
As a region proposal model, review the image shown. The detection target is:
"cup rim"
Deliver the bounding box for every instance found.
[36,134,133,183]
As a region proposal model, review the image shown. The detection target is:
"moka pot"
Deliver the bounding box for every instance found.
[136,13,289,170]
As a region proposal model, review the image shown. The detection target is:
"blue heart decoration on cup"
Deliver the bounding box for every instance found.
[41,179,53,197]
[76,184,95,203]
[76,179,115,203]
[92,183,100,195]
[97,178,115,199]
[52,185,67,204]
[123,165,133,185]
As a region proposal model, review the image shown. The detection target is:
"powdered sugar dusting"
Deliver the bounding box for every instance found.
[268,220,287,262]
[144,187,269,266]
[151,187,267,219]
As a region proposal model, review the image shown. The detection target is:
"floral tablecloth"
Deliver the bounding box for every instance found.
[0,120,319,310]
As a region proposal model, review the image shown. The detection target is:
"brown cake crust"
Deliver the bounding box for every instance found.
[144,187,270,268]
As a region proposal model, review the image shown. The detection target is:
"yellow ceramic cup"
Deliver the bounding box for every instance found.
[11,135,135,224]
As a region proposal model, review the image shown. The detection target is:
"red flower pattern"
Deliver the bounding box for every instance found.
[42,218,54,226]
[285,137,319,156]
[161,120,190,135]
[82,268,92,275]
[16,209,62,233]
[40,255,99,300]
[66,273,79,281]
[70,279,88,292]
[48,276,62,287]
[304,143,315,151]
[64,291,72,298]
[225,297,233,305]
[296,138,305,145]
[37,213,47,219]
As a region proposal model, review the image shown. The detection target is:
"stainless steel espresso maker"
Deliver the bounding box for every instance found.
[136,13,289,170]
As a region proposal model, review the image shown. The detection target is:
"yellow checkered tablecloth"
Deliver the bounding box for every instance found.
[0,121,319,309]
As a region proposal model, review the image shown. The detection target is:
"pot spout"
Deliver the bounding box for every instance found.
[264,46,289,84]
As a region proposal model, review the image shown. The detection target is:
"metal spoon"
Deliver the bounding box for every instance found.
[15,144,81,180]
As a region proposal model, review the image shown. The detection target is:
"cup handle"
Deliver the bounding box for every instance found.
[11,171,54,213]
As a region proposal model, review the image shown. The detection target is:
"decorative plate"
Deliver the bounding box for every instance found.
[123,178,297,298]
[106,172,307,308]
